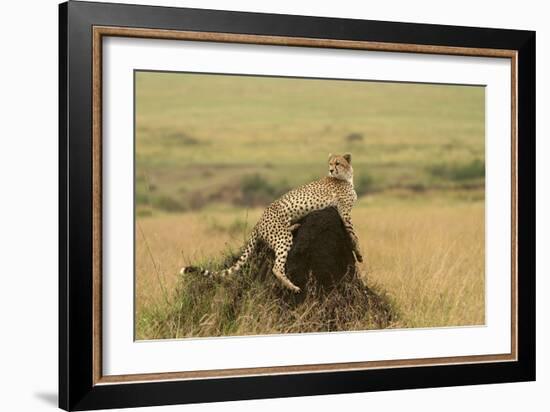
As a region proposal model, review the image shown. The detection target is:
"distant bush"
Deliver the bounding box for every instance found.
[161,130,201,146]
[355,173,375,196]
[152,195,186,213]
[408,182,427,193]
[136,191,150,206]
[240,174,288,207]
[428,159,485,182]
[345,132,364,142]
[136,207,152,217]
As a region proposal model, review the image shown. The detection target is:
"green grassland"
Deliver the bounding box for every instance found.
[135,71,485,340]
[136,72,484,214]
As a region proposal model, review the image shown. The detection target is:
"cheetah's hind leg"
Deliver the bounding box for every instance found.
[270,228,301,293]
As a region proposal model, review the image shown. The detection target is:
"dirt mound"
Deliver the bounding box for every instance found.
[244,207,358,298]
[167,207,398,337]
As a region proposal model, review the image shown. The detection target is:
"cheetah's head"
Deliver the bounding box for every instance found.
[328,153,353,183]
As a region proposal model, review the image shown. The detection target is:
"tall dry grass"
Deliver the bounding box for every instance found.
[355,198,485,328]
[136,193,484,339]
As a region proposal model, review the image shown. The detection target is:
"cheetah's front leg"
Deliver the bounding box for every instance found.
[271,229,301,293]
[347,222,363,263]
[338,212,363,263]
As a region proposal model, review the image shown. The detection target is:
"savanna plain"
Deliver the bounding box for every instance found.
[135,72,485,340]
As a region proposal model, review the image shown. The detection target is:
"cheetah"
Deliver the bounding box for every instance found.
[180,153,363,293]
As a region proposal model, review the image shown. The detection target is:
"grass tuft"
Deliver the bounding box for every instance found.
[428,159,485,182]
[137,251,398,340]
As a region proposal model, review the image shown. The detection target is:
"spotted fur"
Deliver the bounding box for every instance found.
[180,153,363,293]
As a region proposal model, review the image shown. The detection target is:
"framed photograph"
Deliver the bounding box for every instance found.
[59,1,535,410]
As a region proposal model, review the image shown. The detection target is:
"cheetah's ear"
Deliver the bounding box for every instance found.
[328,153,333,161]
[343,153,352,164]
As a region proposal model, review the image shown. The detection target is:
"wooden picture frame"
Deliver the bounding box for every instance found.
[59,1,535,410]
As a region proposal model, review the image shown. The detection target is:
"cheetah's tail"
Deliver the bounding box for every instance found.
[179,232,258,279]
